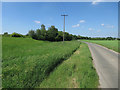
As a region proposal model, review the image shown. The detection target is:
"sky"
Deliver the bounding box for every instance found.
[2,2,118,37]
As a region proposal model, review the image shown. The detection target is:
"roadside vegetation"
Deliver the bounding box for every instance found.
[39,43,99,88]
[2,37,80,88]
[82,40,119,53]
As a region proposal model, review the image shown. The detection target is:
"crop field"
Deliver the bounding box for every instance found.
[82,40,119,53]
[39,43,99,88]
[2,37,80,88]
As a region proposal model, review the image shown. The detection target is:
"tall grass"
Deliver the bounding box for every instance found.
[39,43,99,88]
[2,37,80,88]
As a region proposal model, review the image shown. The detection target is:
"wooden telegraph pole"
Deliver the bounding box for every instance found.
[61,14,68,42]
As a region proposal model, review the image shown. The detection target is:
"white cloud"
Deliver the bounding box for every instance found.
[101,24,105,26]
[34,20,40,24]
[106,25,114,28]
[92,0,104,5]
[101,24,114,28]
[72,24,80,28]
[80,20,85,23]
[72,20,85,28]
[88,28,93,31]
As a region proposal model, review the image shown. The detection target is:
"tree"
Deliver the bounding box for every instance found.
[55,31,63,41]
[106,37,114,40]
[36,29,41,40]
[64,32,72,41]
[72,35,77,40]
[11,32,23,37]
[28,24,83,41]
[41,24,46,40]
[28,30,36,39]
[46,26,58,41]
[69,34,73,40]
[77,35,82,39]
[4,32,8,35]
[41,24,46,30]
[117,38,120,40]
[3,32,9,36]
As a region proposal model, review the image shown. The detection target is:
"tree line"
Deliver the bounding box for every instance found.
[28,24,77,41]
[77,35,120,40]
[2,24,120,41]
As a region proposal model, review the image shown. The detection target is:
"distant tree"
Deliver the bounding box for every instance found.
[77,35,81,39]
[28,30,36,39]
[36,29,41,40]
[4,32,8,35]
[46,26,58,41]
[88,37,91,40]
[11,32,23,37]
[106,37,114,40]
[102,38,106,40]
[25,34,30,38]
[55,31,63,41]
[55,35,63,41]
[28,24,88,41]
[41,24,46,40]
[117,38,120,40]
[41,24,46,30]
[3,32,9,36]
[72,35,77,40]
[64,32,72,41]
[69,34,73,40]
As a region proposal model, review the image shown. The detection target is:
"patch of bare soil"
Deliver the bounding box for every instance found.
[72,78,78,88]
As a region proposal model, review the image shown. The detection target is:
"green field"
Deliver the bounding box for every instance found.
[2,37,80,88]
[2,37,99,88]
[82,40,119,53]
[39,43,99,88]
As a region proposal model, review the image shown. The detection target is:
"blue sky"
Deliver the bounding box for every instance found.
[2,2,118,37]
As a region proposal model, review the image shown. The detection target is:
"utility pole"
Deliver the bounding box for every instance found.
[61,14,68,42]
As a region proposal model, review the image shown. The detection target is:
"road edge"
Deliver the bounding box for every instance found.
[85,41,119,55]
[86,43,101,88]
[79,41,101,88]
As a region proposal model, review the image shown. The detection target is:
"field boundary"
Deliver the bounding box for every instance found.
[88,42,119,55]
[81,41,101,88]
[81,40,119,54]
[39,43,81,85]
[83,41,118,88]
[86,42,101,88]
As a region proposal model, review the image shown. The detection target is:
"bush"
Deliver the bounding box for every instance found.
[4,32,8,35]
[11,32,23,37]
[3,32,10,37]
[72,35,77,40]
[55,35,63,41]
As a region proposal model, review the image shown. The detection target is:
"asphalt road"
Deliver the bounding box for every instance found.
[83,41,119,88]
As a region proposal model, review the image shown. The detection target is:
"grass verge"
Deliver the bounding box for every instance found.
[39,42,99,88]
[81,40,119,53]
